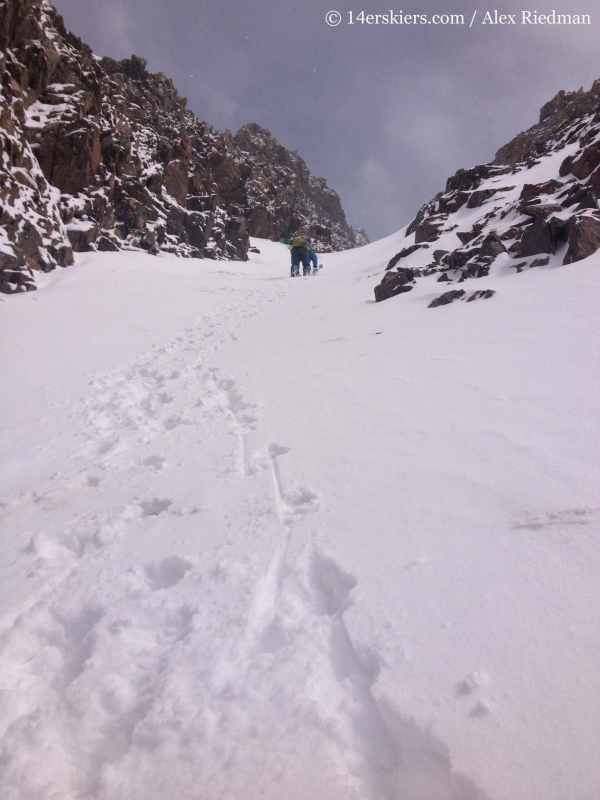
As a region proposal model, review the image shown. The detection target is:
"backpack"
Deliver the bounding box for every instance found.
[291,235,309,248]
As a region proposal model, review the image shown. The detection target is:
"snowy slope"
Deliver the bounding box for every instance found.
[0,237,599,800]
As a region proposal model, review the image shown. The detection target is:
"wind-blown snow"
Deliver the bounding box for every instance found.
[0,237,599,800]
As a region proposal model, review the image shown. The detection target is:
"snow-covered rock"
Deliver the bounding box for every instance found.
[0,0,366,294]
[375,80,600,301]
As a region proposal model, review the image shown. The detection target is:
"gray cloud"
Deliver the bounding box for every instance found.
[53,0,599,240]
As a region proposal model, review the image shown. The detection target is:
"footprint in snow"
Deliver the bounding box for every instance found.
[144,555,193,590]
[456,671,487,696]
[469,699,493,718]
[284,485,320,512]
[140,454,166,471]
[139,498,172,517]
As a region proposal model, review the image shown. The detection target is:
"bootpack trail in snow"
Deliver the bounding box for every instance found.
[0,251,486,800]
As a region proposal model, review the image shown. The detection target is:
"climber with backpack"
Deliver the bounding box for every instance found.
[289,231,312,277]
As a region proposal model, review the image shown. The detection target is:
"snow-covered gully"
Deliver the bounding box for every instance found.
[1,238,599,800]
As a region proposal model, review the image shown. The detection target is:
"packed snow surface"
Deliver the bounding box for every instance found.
[1,236,599,800]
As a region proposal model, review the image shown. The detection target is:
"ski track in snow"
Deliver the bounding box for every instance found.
[0,277,485,799]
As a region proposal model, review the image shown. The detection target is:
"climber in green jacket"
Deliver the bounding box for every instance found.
[289,233,311,277]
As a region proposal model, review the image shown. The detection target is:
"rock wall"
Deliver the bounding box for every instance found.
[0,0,367,294]
[0,0,75,292]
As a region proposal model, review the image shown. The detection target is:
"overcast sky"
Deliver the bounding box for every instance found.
[52,0,598,240]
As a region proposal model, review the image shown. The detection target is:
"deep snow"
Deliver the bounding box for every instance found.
[0,235,599,800]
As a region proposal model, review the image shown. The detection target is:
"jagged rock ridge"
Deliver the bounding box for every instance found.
[375,80,600,303]
[233,123,369,252]
[0,0,367,294]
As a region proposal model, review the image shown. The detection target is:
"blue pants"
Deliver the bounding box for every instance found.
[291,246,311,275]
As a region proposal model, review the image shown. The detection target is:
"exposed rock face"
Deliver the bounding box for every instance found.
[494,84,600,167]
[374,267,414,302]
[375,79,600,303]
[385,243,427,270]
[466,289,495,302]
[0,0,74,292]
[563,215,600,264]
[519,218,553,257]
[428,289,465,308]
[0,0,367,294]
[233,123,368,252]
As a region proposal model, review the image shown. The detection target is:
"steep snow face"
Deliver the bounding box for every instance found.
[0,237,599,800]
[373,81,600,304]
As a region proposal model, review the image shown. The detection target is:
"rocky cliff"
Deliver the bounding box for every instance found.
[233,123,369,252]
[375,81,600,304]
[0,0,367,294]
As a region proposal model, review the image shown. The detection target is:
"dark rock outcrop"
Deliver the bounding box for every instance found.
[428,289,466,308]
[0,0,367,293]
[414,220,442,243]
[519,218,553,257]
[467,189,498,209]
[374,267,415,302]
[494,82,600,167]
[447,248,480,269]
[385,243,427,271]
[563,215,600,264]
[529,256,550,268]
[466,289,495,302]
[479,233,505,259]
